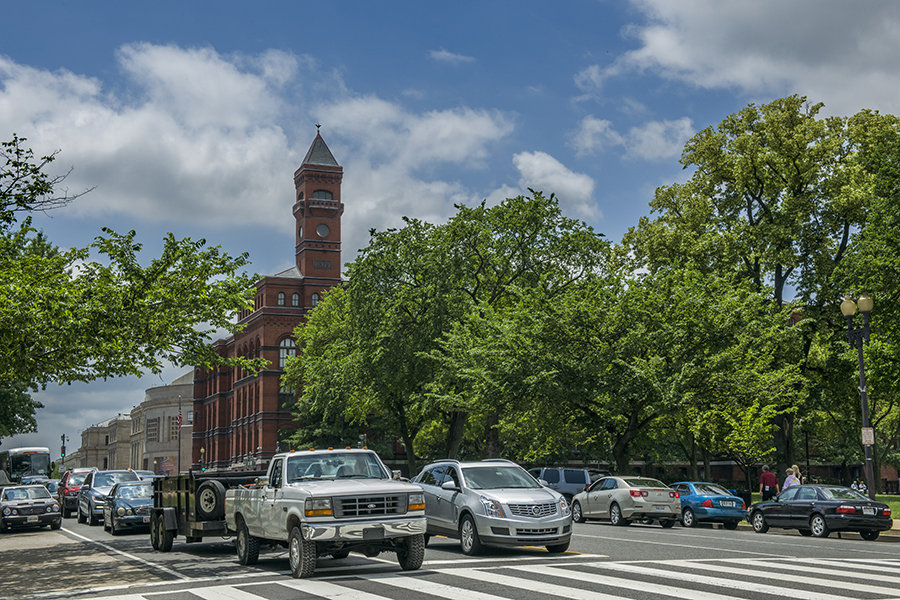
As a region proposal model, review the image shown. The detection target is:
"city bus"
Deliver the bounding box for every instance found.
[0,447,51,483]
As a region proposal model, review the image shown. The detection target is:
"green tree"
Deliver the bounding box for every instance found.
[0,136,263,438]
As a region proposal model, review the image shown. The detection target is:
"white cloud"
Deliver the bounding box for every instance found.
[512,151,598,220]
[571,115,693,160]
[429,48,476,64]
[611,0,900,115]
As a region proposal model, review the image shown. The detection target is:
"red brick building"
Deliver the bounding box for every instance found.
[191,132,344,471]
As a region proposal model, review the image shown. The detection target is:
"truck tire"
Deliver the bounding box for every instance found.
[196,480,226,520]
[288,526,316,578]
[157,518,174,552]
[236,520,260,565]
[397,534,425,571]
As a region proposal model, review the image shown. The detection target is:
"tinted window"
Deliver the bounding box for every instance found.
[445,467,460,486]
[600,478,618,490]
[542,469,560,484]
[68,472,88,486]
[270,459,283,488]
[672,484,690,495]
[778,487,799,501]
[417,468,438,486]
[94,472,139,487]
[622,478,666,488]
[694,484,730,496]
[819,487,868,501]
[564,469,586,484]
[795,487,817,501]
[431,466,448,485]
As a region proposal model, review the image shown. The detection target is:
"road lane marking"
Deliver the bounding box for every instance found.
[60,529,189,580]
[186,585,265,600]
[504,564,749,600]
[362,572,510,600]
[747,558,900,584]
[572,532,791,557]
[665,559,900,597]
[584,561,862,600]
[278,578,392,599]
[448,567,647,600]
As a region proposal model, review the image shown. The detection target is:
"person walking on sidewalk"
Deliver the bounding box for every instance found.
[783,467,800,490]
[759,465,779,500]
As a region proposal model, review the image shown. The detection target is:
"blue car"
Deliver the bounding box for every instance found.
[669,482,746,529]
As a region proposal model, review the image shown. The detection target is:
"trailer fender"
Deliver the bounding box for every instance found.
[160,507,178,531]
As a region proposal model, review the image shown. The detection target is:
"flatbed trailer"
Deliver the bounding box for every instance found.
[150,469,264,552]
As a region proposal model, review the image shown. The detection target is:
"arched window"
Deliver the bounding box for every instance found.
[279,338,296,369]
[277,292,285,306]
[312,189,333,200]
[311,293,319,307]
[291,293,300,307]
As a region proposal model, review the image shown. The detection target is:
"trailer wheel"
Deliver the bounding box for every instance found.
[196,480,226,520]
[149,513,160,551]
[157,517,174,552]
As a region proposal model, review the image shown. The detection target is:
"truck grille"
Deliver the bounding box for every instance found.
[334,495,404,518]
[508,503,558,518]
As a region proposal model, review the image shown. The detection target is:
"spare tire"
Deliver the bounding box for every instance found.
[196,480,226,520]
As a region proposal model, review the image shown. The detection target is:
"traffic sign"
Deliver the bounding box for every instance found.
[861,427,875,445]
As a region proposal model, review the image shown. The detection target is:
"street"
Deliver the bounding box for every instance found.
[4,518,899,600]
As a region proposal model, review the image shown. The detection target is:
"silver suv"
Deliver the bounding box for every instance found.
[413,459,572,555]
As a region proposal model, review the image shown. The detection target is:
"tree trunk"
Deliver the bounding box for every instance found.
[701,446,711,481]
[445,411,468,459]
[772,412,794,477]
[482,412,500,459]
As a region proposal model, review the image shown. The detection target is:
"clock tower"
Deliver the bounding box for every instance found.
[293,132,343,281]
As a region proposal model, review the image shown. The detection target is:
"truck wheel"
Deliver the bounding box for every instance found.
[289,526,316,578]
[149,514,160,550]
[236,520,260,565]
[157,518,174,552]
[196,481,226,521]
[397,534,425,571]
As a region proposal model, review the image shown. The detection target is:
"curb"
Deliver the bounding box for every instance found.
[712,519,900,537]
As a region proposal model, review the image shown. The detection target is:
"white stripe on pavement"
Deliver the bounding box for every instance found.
[185,585,267,600]
[61,529,189,580]
[747,559,900,585]
[449,567,647,600]
[363,573,511,600]
[585,561,862,600]
[572,532,791,557]
[278,578,393,600]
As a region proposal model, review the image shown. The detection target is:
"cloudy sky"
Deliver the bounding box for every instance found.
[4,0,900,457]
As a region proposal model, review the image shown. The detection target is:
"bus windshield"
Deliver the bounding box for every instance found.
[0,448,51,483]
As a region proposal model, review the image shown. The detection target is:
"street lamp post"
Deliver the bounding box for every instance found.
[840,294,876,501]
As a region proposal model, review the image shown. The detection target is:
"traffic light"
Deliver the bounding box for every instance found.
[60,445,66,458]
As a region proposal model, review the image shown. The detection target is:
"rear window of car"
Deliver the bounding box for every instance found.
[622,478,667,488]
[694,484,730,496]
[564,469,586,484]
[819,487,867,501]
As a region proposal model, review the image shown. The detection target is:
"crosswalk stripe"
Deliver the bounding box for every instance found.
[186,585,267,600]
[584,561,862,600]
[797,558,900,575]
[362,573,511,600]
[746,559,900,586]
[277,578,395,600]
[449,567,640,600]
[506,564,748,600]
[664,559,900,597]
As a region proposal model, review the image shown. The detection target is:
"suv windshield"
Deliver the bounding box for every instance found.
[94,472,139,487]
[286,452,387,481]
[462,466,541,490]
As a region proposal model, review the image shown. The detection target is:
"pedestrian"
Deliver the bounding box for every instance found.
[791,464,803,485]
[759,465,779,500]
[851,480,859,490]
[858,481,868,495]
[783,467,799,490]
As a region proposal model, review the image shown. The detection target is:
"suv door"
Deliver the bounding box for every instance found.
[562,469,588,498]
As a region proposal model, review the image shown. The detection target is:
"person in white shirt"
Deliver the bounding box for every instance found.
[783,467,800,490]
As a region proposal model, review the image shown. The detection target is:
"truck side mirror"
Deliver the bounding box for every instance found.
[392,470,402,480]
[255,476,269,487]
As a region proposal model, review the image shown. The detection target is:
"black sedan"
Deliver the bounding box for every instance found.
[103,481,153,535]
[748,484,892,540]
[1,485,62,531]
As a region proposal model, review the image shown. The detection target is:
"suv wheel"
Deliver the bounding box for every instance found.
[77,505,86,524]
[459,515,482,555]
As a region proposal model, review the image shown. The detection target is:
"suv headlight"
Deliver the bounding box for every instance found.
[305,497,333,517]
[560,497,571,517]
[408,492,425,511]
[480,496,504,518]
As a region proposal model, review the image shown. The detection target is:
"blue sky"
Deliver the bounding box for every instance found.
[4,1,900,457]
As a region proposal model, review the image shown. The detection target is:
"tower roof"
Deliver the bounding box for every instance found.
[301,132,340,167]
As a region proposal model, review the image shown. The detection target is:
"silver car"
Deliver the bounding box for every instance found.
[413,459,572,555]
[571,475,680,527]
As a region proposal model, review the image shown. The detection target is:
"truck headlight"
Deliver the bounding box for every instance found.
[408,492,425,511]
[480,496,504,518]
[305,497,333,517]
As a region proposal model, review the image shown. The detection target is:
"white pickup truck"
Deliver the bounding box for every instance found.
[224,448,426,578]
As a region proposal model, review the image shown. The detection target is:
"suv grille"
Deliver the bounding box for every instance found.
[516,527,558,536]
[508,503,558,518]
[334,495,404,518]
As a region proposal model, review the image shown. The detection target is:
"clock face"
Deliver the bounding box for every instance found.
[316,223,330,238]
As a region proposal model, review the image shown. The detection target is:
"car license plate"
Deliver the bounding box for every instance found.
[720,501,735,507]
[27,516,38,523]
[863,507,875,515]
[143,516,150,523]
[654,505,668,512]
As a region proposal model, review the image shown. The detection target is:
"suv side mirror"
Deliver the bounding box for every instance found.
[441,480,459,491]
[537,479,549,487]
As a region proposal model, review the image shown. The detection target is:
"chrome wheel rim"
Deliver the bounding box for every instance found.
[683,509,694,526]
[573,503,581,522]
[461,519,474,551]
[289,536,300,569]
[611,505,620,524]
[811,515,825,536]
[753,513,764,531]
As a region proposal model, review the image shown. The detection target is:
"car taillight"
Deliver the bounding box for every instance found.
[884,508,891,516]
[836,505,856,514]
[701,499,713,507]
[630,490,649,497]
[741,501,746,510]
[669,491,680,499]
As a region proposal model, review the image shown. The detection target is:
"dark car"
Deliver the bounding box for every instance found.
[1,485,62,531]
[748,484,892,540]
[20,475,49,485]
[59,468,94,518]
[43,479,61,495]
[102,481,153,535]
[670,481,746,529]
[77,470,139,525]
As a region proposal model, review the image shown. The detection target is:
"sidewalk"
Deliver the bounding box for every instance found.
[721,518,900,537]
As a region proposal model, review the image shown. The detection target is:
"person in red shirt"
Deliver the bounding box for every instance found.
[759,465,779,500]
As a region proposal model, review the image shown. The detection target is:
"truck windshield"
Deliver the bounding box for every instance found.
[286,452,388,481]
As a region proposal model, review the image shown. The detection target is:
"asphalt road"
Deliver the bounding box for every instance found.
[4,516,899,600]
